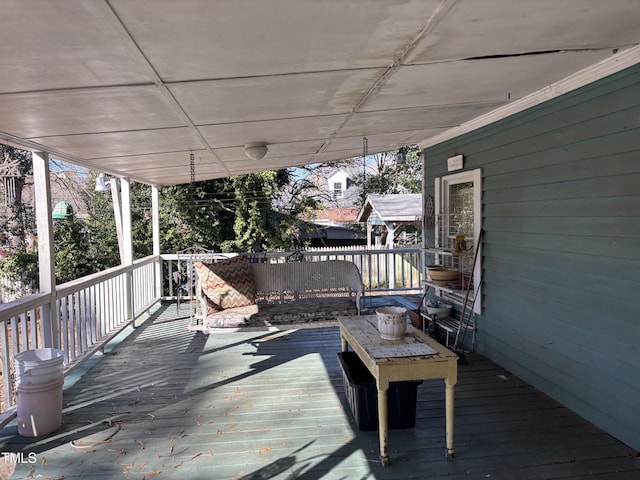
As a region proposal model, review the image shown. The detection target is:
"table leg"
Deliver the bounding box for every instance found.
[340,335,348,352]
[445,379,455,459]
[377,379,389,466]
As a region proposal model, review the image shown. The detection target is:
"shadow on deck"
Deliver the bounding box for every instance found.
[1,300,638,479]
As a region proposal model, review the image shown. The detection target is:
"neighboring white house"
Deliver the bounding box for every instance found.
[295,166,365,246]
[326,169,348,200]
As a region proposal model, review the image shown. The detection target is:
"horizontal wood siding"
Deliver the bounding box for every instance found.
[423,64,640,450]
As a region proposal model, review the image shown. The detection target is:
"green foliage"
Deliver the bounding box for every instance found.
[2,149,369,293]
[85,174,122,270]
[158,171,298,254]
[0,249,39,290]
[158,179,236,252]
[131,183,153,258]
[53,216,92,284]
[221,171,293,252]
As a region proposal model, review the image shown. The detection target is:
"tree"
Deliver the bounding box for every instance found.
[157,170,308,254]
[0,145,34,248]
[351,146,422,206]
[222,171,293,252]
[0,249,38,293]
[158,178,236,253]
[53,215,92,284]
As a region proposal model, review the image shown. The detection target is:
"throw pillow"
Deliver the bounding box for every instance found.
[194,256,256,310]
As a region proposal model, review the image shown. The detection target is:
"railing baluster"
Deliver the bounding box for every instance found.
[89,285,96,345]
[0,319,12,410]
[70,295,78,362]
[83,288,90,348]
[97,281,103,339]
[60,298,69,363]
[29,309,38,349]
[10,317,19,358]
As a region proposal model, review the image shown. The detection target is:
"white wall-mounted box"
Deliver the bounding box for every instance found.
[447,154,464,171]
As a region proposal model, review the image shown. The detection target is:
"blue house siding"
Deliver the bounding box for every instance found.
[422,65,640,449]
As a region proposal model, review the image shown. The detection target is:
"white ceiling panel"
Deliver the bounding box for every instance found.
[363,51,616,111]
[0,87,183,139]
[169,69,386,125]
[94,151,228,185]
[111,0,441,81]
[406,0,640,64]
[324,132,420,153]
[222,157,315,173]
[30,128,204,160]
[313,149,372,165]
[0,1,638,186]
[0,1,154,93]
[338,103,506,137]
[198,115,348,149]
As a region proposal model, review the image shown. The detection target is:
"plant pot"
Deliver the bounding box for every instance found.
[375,306,407,340]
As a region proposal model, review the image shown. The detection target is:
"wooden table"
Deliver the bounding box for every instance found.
[338,315,458,466]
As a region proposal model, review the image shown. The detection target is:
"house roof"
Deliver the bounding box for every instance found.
[357,194,422,224]
[1,2,639,186]
[312,208,360,225]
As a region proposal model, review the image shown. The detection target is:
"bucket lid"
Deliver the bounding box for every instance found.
[15,348,64,364]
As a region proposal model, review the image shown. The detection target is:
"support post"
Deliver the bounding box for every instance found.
[32,151,57,348]
[120,177,134,322]
[110,178,125,264]
[152,185,161,300]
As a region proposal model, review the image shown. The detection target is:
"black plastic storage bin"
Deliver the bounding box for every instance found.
[337,351,421,431]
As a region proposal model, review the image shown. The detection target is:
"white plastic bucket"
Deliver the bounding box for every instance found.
[16,377,64,437]
[14,348,64,386]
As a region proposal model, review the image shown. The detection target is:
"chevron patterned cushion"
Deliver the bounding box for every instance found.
[194,256,256,310]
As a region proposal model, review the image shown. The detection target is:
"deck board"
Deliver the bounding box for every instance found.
[1,301,638,479]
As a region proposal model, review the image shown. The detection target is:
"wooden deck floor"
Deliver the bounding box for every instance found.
[1,301,638,480]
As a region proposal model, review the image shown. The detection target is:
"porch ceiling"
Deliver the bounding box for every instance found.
[1,0,639,186]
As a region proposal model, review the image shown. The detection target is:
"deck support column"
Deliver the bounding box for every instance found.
[32,151,57,348]
[152,185,161,300]
[120,177,134,323]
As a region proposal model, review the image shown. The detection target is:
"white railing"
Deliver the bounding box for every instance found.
[298,247,423,292]
[0,255,160,418]
[161,247,423,297]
